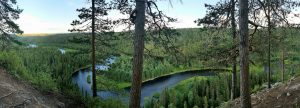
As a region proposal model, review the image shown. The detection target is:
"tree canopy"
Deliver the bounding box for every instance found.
[0,0,23,50]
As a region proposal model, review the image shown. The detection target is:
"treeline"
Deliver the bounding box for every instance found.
[17,33,90,51]
[143,65,300,108]
[0,46,91,103]
[103,55,180,82]
[144,74,231,108]
[140,28,300,108]
[0,46,127,107]
[13,27,300,108]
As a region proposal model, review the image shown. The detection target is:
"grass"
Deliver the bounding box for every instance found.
[65,48,79,53]
[117,82,131,89]
[96,75,130,90]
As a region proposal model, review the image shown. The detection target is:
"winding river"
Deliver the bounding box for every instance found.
[72,57,226,105]
[72,57,224,105]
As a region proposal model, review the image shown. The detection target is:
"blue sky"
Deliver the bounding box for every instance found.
[16,0,220,34]
[15,0,300,34]
[16,0,87,33]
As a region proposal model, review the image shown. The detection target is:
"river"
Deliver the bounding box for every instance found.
[72,62,219,105]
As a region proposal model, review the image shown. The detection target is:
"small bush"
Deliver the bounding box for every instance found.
[0,51,28,78]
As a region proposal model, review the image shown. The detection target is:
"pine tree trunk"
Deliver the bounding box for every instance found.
[267,0,272,89]
[231,61,237,99]
[239,0,251,107]
[281,49,285,82]
[129,0,146,107]
[230,0,238,100]
[91,0,97,97]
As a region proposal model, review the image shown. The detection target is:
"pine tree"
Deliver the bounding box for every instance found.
[91,0,97,97]
[230,0,238,99]
[239,0,251,107]
[129,0,146,107]
[203,96,208,108]
[250,0,300,88]
[195,0,239,99]
[70,0,117,97]
[184,101,188,108]
[0,0,23,50]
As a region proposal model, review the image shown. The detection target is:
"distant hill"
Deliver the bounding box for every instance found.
[17,33,52,37]
[17,33,86,44]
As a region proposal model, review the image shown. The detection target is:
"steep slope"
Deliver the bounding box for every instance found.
[0,69,72,108]
[223,76,300,108]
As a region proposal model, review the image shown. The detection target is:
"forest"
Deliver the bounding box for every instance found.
[1,0,300,108]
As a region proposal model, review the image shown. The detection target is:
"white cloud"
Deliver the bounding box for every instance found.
[287,10,300,24]
[170,16,199,28]
[16,13,72,34]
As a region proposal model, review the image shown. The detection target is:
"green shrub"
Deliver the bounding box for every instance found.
[0,51,28,78]
[87,75,91,84]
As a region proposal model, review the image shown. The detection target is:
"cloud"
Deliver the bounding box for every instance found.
[16,13,72,34]
[170,16,199,28]
[287,10,300,24]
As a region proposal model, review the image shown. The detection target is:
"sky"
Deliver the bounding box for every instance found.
[16,0,219,34]
[15,0,300,34]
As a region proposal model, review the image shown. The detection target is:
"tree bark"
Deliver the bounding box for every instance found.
[267,0,272,89]
[130,0,146,107]
[91,0,97,97]
[231,0,238,100]
[239,0,251,108]
[281,49,285,82]
[231,61,238,99]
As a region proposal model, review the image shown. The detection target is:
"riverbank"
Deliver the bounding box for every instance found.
[73,66,230,106]
[73,65,231,90]
[140,68,230,84]
[113,69,228,90]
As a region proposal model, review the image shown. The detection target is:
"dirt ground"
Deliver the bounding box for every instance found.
[224,76,300,108]
[0,69,83,108]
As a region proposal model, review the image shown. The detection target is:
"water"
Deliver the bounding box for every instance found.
[95,56,116,70]
[73,69,93,96]
[72,56,218,105]
[72,56,116,96]
[27,44,37,48]
[72,66,216,105]
[58,48,66,54]
[134,71,215,105]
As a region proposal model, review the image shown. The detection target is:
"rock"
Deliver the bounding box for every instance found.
[272,82,282,88]
[287,92,291,96]
[275,105,282,107]
[289,84,300,90]
[277,94,282,99]
[262,84,268,90]
[56,101,65,108]
[289,76,296,82]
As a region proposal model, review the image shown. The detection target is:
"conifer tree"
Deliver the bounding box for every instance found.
[0,0,23,50]
[239,0,251,107]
